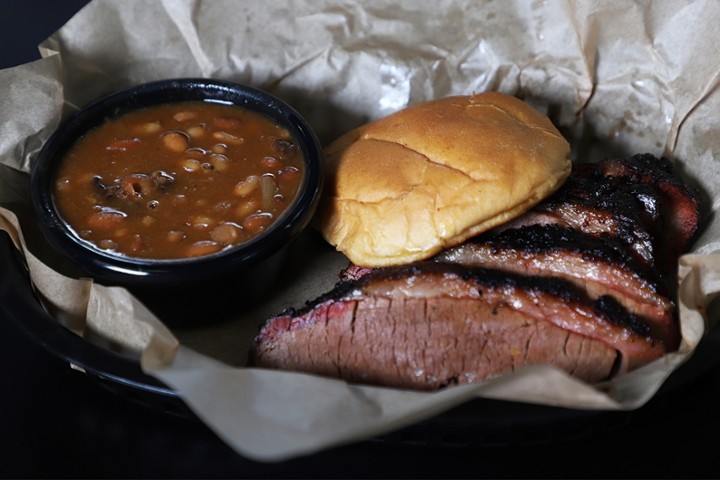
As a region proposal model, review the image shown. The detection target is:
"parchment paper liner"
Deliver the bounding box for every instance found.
[2,0,720,461]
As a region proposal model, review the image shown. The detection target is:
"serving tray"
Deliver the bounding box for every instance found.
[2,229,717,447]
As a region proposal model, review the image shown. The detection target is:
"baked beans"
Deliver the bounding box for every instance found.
[53,101,304,259]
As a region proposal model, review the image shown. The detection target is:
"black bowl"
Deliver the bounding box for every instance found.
[30,78,324,307]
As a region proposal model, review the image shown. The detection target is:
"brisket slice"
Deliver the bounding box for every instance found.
[501,164,665,271]
[591,154,701,265]
[252,154,698,390]
[591,154,700,243]
[434,224,679,350]
[338,263,374,281]
[251,262,668,390]
[503,154,700,275]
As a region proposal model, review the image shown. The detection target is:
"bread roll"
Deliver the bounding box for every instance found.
[313,92,571,266]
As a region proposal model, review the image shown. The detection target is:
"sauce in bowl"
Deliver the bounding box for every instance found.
[52,101,304,259]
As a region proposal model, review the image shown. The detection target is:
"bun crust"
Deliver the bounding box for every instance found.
[314,92,572,266]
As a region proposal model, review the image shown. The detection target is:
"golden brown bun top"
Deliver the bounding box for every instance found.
[313,92,572,267]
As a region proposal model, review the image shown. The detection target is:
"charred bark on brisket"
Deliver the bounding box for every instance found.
[508,154,700,275]
[251,262,669,390]
[435,224,680,349]
[250,154,700,390]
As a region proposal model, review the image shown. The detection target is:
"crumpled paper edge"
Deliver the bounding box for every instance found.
[141,251,718,461]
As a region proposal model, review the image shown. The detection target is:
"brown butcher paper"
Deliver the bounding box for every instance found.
[1,0,720,461]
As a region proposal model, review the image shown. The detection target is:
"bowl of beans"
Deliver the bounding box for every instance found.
[31,78,323,297]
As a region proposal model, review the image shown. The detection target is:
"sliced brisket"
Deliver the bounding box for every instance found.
[503,154,700,275]
[251,154,699,390]
[434,224,680,350]
[591,154,701,264]
[500,164,665,271]
[251,262,669,390]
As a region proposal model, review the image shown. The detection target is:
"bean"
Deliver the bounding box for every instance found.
[278,166,301,184]
[210,153,229,172]
[150,170,174,187]
[167,230,185,243]
[212,117,244,130]
[183,240,222,257]
[211,143,227,154]
[98,239,119,250]
[173,111,197,122]
[55,177,71,192]
[241,212,273,235]
[274,127,291,139]
[260,156,283,172]
[189,215,215,229]
[185,147,206,158]
[212,131,245,145]
[210,223,242,245]
[162,131,190,152]
[136,121,162,135]
[186,124,206,139]
[87,210,126,230]
[181,158,202,172]
[233,175,260,196]
[236,199,259,219]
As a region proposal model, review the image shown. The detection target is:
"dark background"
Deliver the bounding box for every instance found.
[2,1,720,478]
